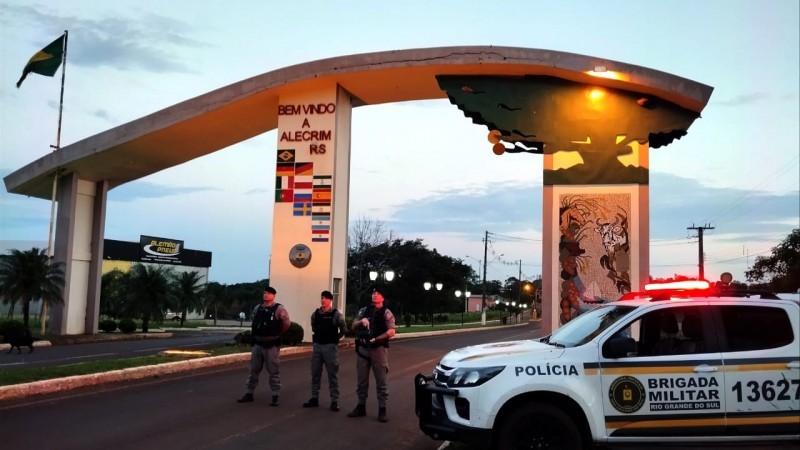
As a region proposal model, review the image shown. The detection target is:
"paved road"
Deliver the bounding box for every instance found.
[0,328,240,371]
[0,325,537,449]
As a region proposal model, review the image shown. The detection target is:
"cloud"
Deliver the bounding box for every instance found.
[381,172,798,245]
[650,173,799,239]
[108,182,218,202]
[386,180,541,235]
[6,4,208,73]
[711,92,770,107]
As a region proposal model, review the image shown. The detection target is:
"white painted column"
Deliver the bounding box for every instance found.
[52,174,106,335]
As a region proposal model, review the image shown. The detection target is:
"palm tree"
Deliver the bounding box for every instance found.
[204,281,229,326]
[0,248,65,330]
[100,269,130,319]
[173,270,205,326]
[126,263,174,332]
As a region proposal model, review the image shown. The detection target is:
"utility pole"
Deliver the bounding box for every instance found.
[517,259,522,302]
[687,223,714,279]
[482,230,488,325]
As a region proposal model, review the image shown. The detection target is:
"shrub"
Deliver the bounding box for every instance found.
[118,318,137,333]
[234,330,254,345]
[403,314,412,327]
[0,319,26,341]
[283,322,304,346]
[434,314,449,324]
[99,319,117,333]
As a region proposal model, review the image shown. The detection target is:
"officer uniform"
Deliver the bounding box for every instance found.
[238,286,290,405]
[303,291,347,411]
[348,290,396,422]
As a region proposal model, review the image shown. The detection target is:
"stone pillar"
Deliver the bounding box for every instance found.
[270,84,352,336]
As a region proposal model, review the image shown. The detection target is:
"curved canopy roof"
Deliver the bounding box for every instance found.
[4,46,713,200]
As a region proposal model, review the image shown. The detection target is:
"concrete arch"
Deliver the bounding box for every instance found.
[4,46,712,335]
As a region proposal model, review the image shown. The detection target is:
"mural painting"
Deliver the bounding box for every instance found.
[558,193,631,324]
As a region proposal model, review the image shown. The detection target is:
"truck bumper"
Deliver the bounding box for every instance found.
[414,373,492,448]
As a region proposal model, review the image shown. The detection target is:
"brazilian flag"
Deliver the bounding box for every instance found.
[16,34,65,88]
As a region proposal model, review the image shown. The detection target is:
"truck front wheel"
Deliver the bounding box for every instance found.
[495,403,584,450]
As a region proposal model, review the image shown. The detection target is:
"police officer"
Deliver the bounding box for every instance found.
[347,287,396,423]
[237,286,290,406]
[302,290,347,411]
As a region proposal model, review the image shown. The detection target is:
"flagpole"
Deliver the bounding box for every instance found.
[42,30,68,336]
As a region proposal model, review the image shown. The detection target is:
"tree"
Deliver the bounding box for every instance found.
[0,248,65,330]
[745,229,800,292]
[100,269,129,319]
[173,270,206,326]
[204,281,229,326]
[127,263,174,332]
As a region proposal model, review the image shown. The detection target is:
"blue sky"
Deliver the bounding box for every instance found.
[1,0,798,285]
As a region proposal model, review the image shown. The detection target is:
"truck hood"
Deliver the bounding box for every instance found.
[440,339,564,366]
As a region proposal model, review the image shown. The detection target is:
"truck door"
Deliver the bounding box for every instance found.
[598,304,726,439]
[716,303,800,436]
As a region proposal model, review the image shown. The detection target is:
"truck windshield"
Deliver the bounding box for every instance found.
[546,305,636,348]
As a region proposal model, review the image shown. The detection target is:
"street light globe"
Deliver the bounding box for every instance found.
[435,283,443,291]
[512,302,517,307]
[424,282,432,290]
[369,271,378,281]
[385,270,395,281]
[455,290,462,297]
[465,291,471,297]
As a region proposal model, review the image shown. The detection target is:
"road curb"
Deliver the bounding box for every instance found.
[0,321,537,402]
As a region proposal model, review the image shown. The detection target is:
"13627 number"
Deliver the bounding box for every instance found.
[731,379,800,402]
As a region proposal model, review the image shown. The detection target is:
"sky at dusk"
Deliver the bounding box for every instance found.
[1,0,798,286]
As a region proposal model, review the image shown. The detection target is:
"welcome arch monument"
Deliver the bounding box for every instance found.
[4,46,712,336]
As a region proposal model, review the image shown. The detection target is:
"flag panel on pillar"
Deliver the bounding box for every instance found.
[293,202,313,216]
[276,189,293,203]
[277,149,295,163]
[312,190,331,203]
[312,222,330,242]
[313,175,332,188]
[276,162,294,177]
[294,176,313,190]
[312,205,331,216]
[294,192,312,202]
[295,162,313,176]
[275,176,294,190]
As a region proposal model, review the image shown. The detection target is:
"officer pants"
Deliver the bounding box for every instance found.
[245,344,281,395]
[355,345,389,408]
[310,342,340,401]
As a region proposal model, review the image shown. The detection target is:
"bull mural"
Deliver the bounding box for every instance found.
[558,194,631,324]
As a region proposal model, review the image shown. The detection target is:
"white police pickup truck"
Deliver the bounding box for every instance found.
[415,281,800,449]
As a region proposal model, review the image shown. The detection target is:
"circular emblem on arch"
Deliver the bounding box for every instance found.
[608,376,645,414]
[289,244,312,268]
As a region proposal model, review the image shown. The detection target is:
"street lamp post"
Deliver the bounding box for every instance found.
[424,281,443,327]
[369,270,395,283]
[455,289,472,326]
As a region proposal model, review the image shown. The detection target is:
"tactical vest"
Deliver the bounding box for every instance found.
[252,303,283,342]
[312,308,340,344]
[363,305,389,348]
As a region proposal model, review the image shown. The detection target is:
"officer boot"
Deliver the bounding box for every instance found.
[378,407,388,423]
[347,404,366,417]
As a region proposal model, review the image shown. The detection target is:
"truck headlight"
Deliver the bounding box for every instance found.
[447,366,505,387]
